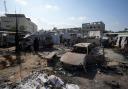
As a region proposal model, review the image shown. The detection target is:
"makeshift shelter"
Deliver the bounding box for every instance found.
[116,34,128,49]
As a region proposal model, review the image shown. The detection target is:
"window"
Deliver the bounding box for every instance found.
[4,21,10,22]
[6,25,10,27]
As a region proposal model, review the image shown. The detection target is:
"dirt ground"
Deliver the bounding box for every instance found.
[0,54,46,81]
[0,47,48,84]
[104,48,128,63]
[0,46,128,89]
[74,73,128,89]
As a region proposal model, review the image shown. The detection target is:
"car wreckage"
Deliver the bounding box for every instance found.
[60,43,105,69]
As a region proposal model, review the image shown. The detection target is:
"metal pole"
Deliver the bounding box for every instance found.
[0,17,3,46]
[15,12,22,81]
[0,21,1,46]
[87,46,88,55]
[15,14,19,53]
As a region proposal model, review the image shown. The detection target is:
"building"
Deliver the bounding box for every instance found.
[0,14,37,33]
[82,21,105,38]
[0,14,37,46]
[53,27,82,33]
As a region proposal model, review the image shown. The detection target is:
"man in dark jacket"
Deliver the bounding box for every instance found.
[33,37,39,53]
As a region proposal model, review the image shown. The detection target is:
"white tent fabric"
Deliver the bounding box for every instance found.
[116,35,128,47]
[116,37,120,47]
[121,37,127,49]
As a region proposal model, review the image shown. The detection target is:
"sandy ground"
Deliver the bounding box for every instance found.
[104,48,128,63]
[0,52,47,84]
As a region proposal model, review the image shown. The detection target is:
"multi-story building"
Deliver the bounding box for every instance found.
[82,21,105,38]
[0,14,37,46]
[0,14,37,33]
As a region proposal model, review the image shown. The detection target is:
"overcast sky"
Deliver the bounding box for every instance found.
[0,0,128,31]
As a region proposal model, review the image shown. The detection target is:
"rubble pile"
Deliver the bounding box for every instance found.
[1,71,79,89]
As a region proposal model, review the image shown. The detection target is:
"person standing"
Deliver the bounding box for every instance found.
[33,37,39,53]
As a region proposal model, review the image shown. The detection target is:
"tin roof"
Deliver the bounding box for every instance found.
[60,52,86,65]
[74,43,91,48]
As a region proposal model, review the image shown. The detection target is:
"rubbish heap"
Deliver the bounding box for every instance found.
[2,71,79,89]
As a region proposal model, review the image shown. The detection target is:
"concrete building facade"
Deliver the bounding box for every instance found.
[82,21,105,38]
[0,14,37,33]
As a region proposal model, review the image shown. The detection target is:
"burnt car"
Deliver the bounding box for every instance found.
[60,43,105,69]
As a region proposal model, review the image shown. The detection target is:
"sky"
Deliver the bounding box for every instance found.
[0,0,128,31]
